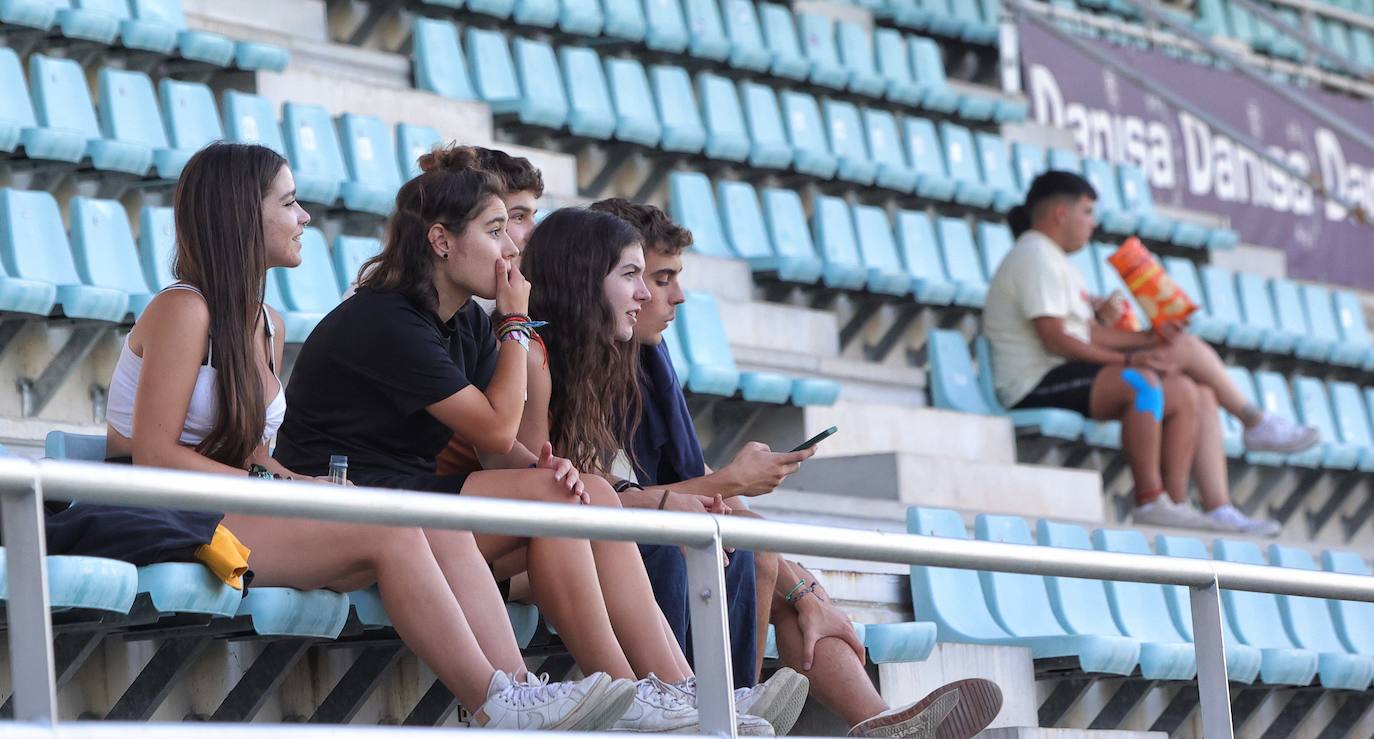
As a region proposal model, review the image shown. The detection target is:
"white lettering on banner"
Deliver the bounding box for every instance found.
[1316,128,1374,222]
[1179,110,1316,215]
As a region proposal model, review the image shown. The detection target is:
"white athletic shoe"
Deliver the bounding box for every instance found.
[1206,504,1282,537]
[474,670,634,731]
[1131,497,1215,531]
[1244,413,1320,454]
[611,674,702,732]
[675,668,809,735]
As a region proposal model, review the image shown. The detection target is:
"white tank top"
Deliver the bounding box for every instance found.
[106,284,287,446]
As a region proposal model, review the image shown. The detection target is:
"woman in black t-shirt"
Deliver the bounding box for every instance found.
[276,151,716,731]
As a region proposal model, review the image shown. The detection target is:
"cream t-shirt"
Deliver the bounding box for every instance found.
[983,230,1095,407]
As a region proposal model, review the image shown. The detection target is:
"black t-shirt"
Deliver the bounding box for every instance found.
[273,287,499,483]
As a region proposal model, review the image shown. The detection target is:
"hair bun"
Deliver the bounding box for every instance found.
[416,144,477,174]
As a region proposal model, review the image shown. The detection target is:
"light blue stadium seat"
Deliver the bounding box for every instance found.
[69,198,153,318]
[0,189,126,320]
[890,0,931,30]
[338,114,401,216]
[662,319,690,382]
[976,335,1089,440]
[1199,265,1262,349]
[697,73,748,162]
[1269,544,1374,690]
[1155,534,1316,686]
[559,46,615,140]
[1291,377,1360,470]
[797,13,847,89]
[921,0,961,37]
[124,0,235,65]
[760,2,808,80]
[974,133,1018,213]
[1083,159,1138,234]
[1254,371,1323,468]
[994,97,1029,124]
[44,429,109,460]
[927,330,1084,438]
[221,90,285,155]
[1236,272,1296,354]
[740,81,790,170]
[0,0,56,29]
[862,621,937,663]
[159,79,223,168]
[264,265,319,344]
[1046,147,1080,173]
[514,0,558,26]
[396,122,441,180]
[788,376,841,406]
[1011,517,1193,679]
[96,68,174,177]
[274,228,342,335]
[347,586,542,646]
[810,196,867,291]
[512,38,569,130]
[721,0,768,71]
[233,41,290,72]
[675,292,741,398]
[1298,284,1353,367]
[281,102,347,206]
[412,18,476,102]
[54,0,122,43]
[602,0,646,40]
[606,57,662,147]
[668,172,733,259]
[1092,528,1261,683]
[862,109,915,193]
[1327,382,1374,472]
[465,28,520,115]
[0,48,77,160]
[895,210,955,305]
[837,20,884,96]
[683,0,728,60]
[874,29,920,105]
[952,0,996,43]
[852,205,912,298]
[939,123,994,209]
[649,65,704,153]
[1332,291,1374,369]
[1010,141,1045,195]
[236,586,350,638]
[1160,257,1223,344]
[935,217,987,308]
[975,222,1013,280]
[903,117,955,201]
[25,56,121,167]
[753,186,826,284]
[780,91,836,179]
[1115,164,1175,241]
[1224,366,1282,466]
[1322,550,1374,658]
[0,548,138,615]
[1068,243,1102,294]
[644,0,688,52]
[138,205,175,292]
[702,182,807,283]
[824,100,874,185]
[559,0,602,34]
[1267,279,1327,362]
[332,235,381,294]
[909,37,958,113]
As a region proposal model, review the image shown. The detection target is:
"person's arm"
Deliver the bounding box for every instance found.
[773,559,864,671]
[1088,321,1159,351]
[515,343,552,455]
[1032,316,1136,365]
[639,442,818,500]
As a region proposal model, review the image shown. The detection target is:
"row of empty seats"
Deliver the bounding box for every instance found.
[0,0,288,71]
[862,0,1003,44]
[1195,0,1374,71]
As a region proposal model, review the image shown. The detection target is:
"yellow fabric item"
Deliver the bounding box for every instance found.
[194,524,251,590]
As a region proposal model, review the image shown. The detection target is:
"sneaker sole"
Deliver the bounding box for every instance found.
[847,678,1002,739]
[1244,431,1321,455]
[744,669,809,735]
[557,676,638,732]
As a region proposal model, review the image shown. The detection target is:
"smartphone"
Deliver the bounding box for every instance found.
[790,426,838,453]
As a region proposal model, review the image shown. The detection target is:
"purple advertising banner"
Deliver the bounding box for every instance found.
[1017,19,1374,289]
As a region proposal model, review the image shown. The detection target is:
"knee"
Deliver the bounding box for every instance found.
[1120,367,1165,422]
[525,468,578,503]
[1165,376,1199,415]
[366,526,431,567]
[1195,384,1218,410]
[754,550,781,582]
[583,475,621,508]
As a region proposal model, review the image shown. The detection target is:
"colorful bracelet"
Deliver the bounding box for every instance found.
[783,578,807,603]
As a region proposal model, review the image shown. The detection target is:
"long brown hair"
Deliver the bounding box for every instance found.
[357,149,502,313]
[522,208,644,474]
[172,142,285,467]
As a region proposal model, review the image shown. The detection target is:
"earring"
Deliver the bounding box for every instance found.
[440,252,449,260]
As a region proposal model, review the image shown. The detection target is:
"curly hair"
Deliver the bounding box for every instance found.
[418,144,545,198]
[589,198,693,256]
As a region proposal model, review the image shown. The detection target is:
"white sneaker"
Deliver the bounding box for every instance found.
[1244,413,1320,454]
[611,674,702,732]
[1131,496,1215,531]
[475,670,635,731]
[673,673,793,735]
[1206,504,1282,537]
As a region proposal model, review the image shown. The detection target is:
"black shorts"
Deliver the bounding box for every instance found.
[1012,362,1104,416]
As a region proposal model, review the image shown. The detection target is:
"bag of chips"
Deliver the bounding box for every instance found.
[1107,237,1198,331]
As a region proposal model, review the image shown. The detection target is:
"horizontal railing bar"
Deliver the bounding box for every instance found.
[2,722,739,738]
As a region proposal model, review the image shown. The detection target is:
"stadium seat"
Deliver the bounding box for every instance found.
[1161,257,1227,344]
[667,172,733,259]
[0,0,56,29]
[781,91,836,179]
[662,318,690,382]
[124,0,235,65]
[602,0,646,40]
[338,113,402,216]
[1199,265,1262,349]
[1223,366,1284,467]
[465,29,521,115]
[759,2,808,81]
[1083,159,1138,234]
[1047,147,1080,173]
[810,196,867,290]
[271,228,342,339]
[281,103,348,205]
[0,48,79,161]
[644,0,688,52]
[560,46,615,140]
[1332,290,1374,369]
[559,0,603,34]
[678,292,787,401]
[221,90,285,155]
[396,122,441,179]
[863,109,916,193]
[1253,371,1322,469]
[332,235,381,294]
[1298,284,1357,367]
[837,20,884,96]
[740,81,791,170]
[1266,279,1327,362]
[1322,550,1374,658]
[27,56,130,169]
[1268,544,1374,690]
[138,205,176,292]
[1290,376,1360,470]
[159,79,224,167]
[939,123,994,209]
[54,0,122,44]
[412,18,476,101]
[934,217,988,308]
[852,205,914,297]
[903,117,956,201]
[96,68,177,177]
[467,0,515,20]
[512,38,569,129]
[975,133,1019,213]
[721,0,769,71]
[1326,382,1374,472]
[1092,528,1262,683]
[797,13,846,89]
[909,37,958,113]
[719,182,822,284]
[951,0,997,43]
[649,65,705,153]
[514,0,558,26]
[68,198,153,318]
[683,0,728,60]
[697,73,749,162]
[894,210,956,305]
[1068,243,1102,293]
[891,0,933,30]
[927,331,1084,439]
[975,222,1013,279]
[0,189,126,321]
[233,41,290,73]
[0,548,138,614]
[874,29,921,105]
[824,100,875,184]
[606,57,662,147]
[1011,141,1046,195]
[1235,272,1296,354]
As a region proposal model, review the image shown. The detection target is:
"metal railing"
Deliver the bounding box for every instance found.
[5,457,1374,738]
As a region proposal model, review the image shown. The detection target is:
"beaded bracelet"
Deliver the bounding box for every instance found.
[783,578,807,603]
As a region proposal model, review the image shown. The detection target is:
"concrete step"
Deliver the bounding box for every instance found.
[718,296,839,360]
[981,729,1166,738]
[679,253,757,303]
[801,403,1015,465]
[185,0,328,44]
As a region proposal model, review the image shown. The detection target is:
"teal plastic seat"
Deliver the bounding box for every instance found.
[697,73,748,162]
[740,81,791,169]
[1224,367,1280,466]
[760,2,808,81]
[662,319,690,383]
[716,181,819,284]
[233,41,290,72]
[1161,257,1224,343]
[862,621,937,663]
[263,265,318,344]
[789,376,841,406]
[892,0,933,30]
[124,0,235,64]
[852,205,912,297]
[837,20,884,96]
[69,198,153,318]
[824,100,874,184]
[412,17,476,102]
[644,0,688,52]
[0,188,127,321]
[1011,141,1045,194]
[514,0,558,26]
[1093,528,1260,683]
[1156,534,1316,686]
[874,29,920,105]
[159,79,223,170]
[512,38,569,130]
[1199,265,1261,349]
[54,0,122,44]
[338,113,402,216]
[96,68,174,177]
[904,117,955,201]
[675,292,741,397]
[1068,244,1102,294]
[1291,377,1359,470]
[810,196,867,290]
[137,205,175,292]
[236,586,349,638]
[1264,279,1324,362]
[0,549,138,615]
[781,91,836,179]
[1235,272,1295,354]
[396,122,441,180]
[934,217,987,308]
[1322,550,1374,658]
[27,56,129,168]
[863,109,915,192]
[975,222,1013,279]
[0,0,56,29]
[559,0,603,34]
[560,46,615,140]
[465,29,521,115]
[649,65,705,153]
[281,102,347,205]
[221,90,285,155]
[909,37,958,113]
[939,123,993,209]
[333,235,381,294]
[1254,371,1322,468]
[683,0,728,60]
[721,0,768,71]
[347,586,542,646]
[1332,291,1374,369]
[465,0,514,19]
[927,330,1084,438]
[1047,147,1080,173]
[2,48,83,161]
[975,133,1018,213]
[758,187,826,285]
[952,0,996,43]
[136,562,242,617]
[895,210,955,305]
[1269,544,1374,690]
[602,0,646,40]
[606,57,661,147]
[797,13,846,89]
[978,336,1087,439]
[1083,159,1138,234]
[1327,382,1374,471]
[667,172,733,259]
[275,228,342,320]
[1297,284,1348,366]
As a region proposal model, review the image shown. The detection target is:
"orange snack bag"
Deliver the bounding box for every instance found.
[1107,238,1197,331]
[1108,292,1142,332]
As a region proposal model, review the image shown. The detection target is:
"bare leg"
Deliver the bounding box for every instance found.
[1159,374,1201,503]
[753,550,781,682]
[1191,385,1233,512]
[423,528,527,674]
[1172,334,1262,425]
[772,592,886,727]
[1089,366,1165,502]
[222,514,496,709]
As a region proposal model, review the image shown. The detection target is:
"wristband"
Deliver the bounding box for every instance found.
[783,578,807,603]
[657,490,671,510]
[613,480,644,493]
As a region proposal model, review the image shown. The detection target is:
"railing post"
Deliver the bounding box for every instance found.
[1189,576,1234,739]
[1,474,57,724]
[683,525,737,738]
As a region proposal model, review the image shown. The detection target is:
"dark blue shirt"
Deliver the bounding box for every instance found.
[629,342,705,486]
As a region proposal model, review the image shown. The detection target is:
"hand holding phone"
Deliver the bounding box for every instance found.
[790,426,838,453]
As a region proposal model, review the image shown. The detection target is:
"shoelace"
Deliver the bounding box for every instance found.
[640,675,692,710]
[506,672,573,708]
[673,675,757,704]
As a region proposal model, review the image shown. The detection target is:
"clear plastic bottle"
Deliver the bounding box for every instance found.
[328,455,348,486]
